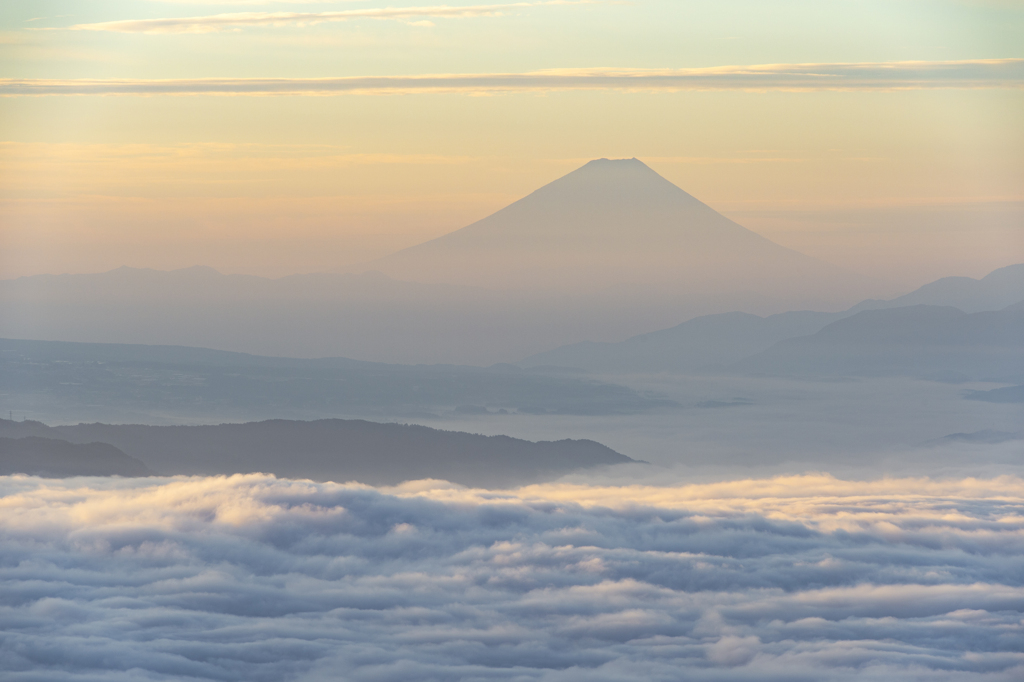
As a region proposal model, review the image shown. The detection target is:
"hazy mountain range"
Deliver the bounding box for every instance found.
[850,263,1024,313]
[964,384,1024,404]
[0,418,635,487]
[0,337,673,425]
[3,263,1021,426]
[734,303,1024,383]
[0,159,894,365]
[520,263,1024,375]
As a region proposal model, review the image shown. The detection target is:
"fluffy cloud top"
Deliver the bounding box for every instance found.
[1,473,1022,681]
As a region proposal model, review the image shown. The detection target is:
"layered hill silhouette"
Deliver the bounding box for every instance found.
[369,158,872,301]
[0,418,636,487]
[520,310,840,373]
[849,263,1024,313]
[965,385,1024,404]
[734,303,1024,383]
[520,263,1024,374]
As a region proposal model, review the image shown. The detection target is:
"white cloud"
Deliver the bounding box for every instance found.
[65,1,592,34]
[2,60,1020,96]
[1,473,1022,680]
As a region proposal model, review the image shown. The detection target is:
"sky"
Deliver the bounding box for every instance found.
[1,0,1022,288]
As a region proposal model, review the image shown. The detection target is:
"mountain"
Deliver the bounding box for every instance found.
[519,310,844,373]
[0,419,637,487]
[0,337,673,424]
[517,264,1024,374]
[368,158,875,304]
[0,161,889,365]
[964,385,1024,404]
[733,303,1024,382]
[852,263,1024,313]
[0,436,152,477]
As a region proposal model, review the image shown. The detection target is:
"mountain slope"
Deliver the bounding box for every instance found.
[0,419,637,487]
[519,310,844,373]
[369,158,872,301]
[853,263,1024,313]
[517,264,1024,374]
[734,304,1024,382]
[0,436,152,477]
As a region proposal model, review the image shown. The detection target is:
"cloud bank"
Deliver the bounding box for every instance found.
[1,473,1022,681]
[2,60,1020,97]
[67,1,588,34]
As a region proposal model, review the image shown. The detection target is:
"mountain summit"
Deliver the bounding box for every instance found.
[368,158,873,303]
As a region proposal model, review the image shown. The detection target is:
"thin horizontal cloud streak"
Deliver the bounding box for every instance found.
[1,473,1023,680]
[3,60,1021,97]
[66,1,589,34]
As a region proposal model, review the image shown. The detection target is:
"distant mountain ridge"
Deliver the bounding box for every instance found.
[520,263,1024,374]
[0,336,674,425]
[852,263,1024,313]
[734,303,1024,383]
[0,418,637,487]
[519,310,842,373]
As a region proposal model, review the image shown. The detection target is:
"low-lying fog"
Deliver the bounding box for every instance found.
[4,372,1022,681]
[8,370,1022,483]
[356,373,1024,483]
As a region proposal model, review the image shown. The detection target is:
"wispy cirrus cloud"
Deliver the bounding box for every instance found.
[64,1,592,34]
[1,60,1021,96]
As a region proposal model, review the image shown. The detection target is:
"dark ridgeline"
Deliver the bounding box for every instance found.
[0,418,637,487]
[0,436,152,477]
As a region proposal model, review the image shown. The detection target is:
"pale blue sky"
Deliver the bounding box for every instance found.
[3,1,1021,78]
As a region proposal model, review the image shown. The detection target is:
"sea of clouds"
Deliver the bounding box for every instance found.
[1,473,1022,681]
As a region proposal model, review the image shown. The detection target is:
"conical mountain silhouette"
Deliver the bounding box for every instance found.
[370,158,870,299]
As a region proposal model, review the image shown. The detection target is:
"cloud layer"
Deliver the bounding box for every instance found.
[1,473,1022,681]
[2,60,1020,96]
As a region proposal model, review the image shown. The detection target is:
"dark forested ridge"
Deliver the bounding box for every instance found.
[0,436,152,477]
[0,418,638,487]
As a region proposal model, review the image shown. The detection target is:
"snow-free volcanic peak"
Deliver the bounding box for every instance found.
[367,158,876,307]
